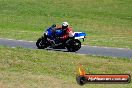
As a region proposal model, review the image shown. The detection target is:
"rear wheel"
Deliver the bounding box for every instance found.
[36,37,48,49]
[66,39,81,52]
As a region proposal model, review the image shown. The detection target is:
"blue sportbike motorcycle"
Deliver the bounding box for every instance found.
[36,25,86,52]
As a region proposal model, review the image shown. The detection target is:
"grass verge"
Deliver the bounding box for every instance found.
[0,46,132,88]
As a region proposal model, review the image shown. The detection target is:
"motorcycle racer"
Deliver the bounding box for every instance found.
[36,22,86,51]
[54,22,74,43]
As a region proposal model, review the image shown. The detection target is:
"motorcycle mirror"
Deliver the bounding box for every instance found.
[52,24,56,27]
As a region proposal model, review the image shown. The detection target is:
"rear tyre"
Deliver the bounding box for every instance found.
[66,39,81,52]
[36,37,48,49]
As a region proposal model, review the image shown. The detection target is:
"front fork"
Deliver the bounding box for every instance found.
[40,33,48,44]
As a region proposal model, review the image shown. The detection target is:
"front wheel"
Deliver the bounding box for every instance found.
[36,37,48,49]
[66,39,81,52]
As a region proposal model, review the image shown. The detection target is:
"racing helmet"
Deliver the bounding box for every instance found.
[62,22,69,29]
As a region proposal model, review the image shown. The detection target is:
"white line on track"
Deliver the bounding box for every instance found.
[0,38,34,43]
[90,46,130,50]
[11,47,16,48]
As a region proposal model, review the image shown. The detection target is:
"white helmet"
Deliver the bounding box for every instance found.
[62,22,69,28]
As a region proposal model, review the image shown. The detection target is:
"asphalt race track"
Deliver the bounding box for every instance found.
[0,38,132,58]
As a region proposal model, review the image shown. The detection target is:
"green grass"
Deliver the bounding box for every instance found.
[0,1,132,87]
[0,0,132,48]
[0,46,132,88]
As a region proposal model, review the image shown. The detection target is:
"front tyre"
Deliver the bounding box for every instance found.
[36,37,47,49]
[66,39,81,52]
